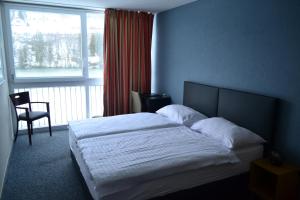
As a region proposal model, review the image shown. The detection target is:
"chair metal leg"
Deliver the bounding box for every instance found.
[30,123,33,135]
[48,116,52,136]
[27,121,32,145]
[31,123,33,134]
[14,120,19,142]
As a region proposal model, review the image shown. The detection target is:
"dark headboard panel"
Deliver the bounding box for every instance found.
[183,82,218,117]
[218,89,277,142]
[183,81,277,143]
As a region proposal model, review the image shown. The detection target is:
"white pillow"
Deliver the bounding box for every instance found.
[156,104,207,126]
[191,117,265,149]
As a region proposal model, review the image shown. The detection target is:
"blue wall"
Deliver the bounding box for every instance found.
[154,0,300,163]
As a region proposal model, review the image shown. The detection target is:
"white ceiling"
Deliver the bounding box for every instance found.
[5,0,198,13]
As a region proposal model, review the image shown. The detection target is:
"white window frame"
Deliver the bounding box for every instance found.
[4,3,103,84]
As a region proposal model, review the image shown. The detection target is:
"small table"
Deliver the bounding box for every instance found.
[141,94,171,113]
[249,158,299,200]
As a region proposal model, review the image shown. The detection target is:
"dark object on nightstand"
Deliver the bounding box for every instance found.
[249,158,299,200]
[141,93,171,113]
[269,151,283,166]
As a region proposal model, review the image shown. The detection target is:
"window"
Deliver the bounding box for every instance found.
[6,4,104,81]
[87,13,104,78]
[10,9,82,78]
[4,4,105,129]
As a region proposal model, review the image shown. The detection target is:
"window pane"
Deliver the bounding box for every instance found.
[10,9,82,78]
[87,13,104,79]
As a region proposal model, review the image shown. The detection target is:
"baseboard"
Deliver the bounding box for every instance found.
[0,138,13,199]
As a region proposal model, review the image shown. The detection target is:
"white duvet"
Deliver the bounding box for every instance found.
[69,112,179,141]
[78,126,240,197]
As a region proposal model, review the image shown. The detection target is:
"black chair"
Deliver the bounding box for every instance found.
[9,91,52,145]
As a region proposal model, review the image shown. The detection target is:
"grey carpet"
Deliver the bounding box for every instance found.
[1,131,92,200]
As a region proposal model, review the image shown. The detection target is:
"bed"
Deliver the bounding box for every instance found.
[69,81,278,200]
[69,112,181,151]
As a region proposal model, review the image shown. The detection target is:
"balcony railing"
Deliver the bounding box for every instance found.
[14,84,103,129]
[89,85,104,118]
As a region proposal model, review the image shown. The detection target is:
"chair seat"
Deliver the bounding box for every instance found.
[19,111,49,121]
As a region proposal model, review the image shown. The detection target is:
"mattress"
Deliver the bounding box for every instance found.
[68,112,180,143]
[70,126,263,200]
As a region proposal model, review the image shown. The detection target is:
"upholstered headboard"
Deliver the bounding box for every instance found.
[183,81,277,143]
[183,82,218,117]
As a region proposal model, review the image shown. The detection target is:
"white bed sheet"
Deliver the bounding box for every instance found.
[104,145,263,200]
[71,133,263,200]
[69,112,180,142]
[74,126,254,199]
[78,126,240,197]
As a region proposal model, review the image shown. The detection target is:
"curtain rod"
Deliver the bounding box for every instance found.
[107,8,154,15]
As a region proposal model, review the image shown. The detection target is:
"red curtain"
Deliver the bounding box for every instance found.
[103,9,154,116]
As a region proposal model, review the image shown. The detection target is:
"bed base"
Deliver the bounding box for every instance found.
[70,150,94,200]
[152,172,253,200]
[70,150,256,200]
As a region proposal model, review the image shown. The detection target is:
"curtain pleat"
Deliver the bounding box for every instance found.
[103,9,153,116]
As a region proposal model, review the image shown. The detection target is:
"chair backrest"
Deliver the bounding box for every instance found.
[131,91,142,113]
[9,91,31,106]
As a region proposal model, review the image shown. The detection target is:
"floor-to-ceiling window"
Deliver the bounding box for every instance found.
[4,3,104,129]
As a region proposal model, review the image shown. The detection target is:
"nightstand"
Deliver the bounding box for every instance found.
[141,94,171,113]
[249,159,299,200]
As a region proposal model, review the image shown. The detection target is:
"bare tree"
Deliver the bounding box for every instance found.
[31,32,45,67]
[89,34,97,56]
[46,40,54,67]
[17,45,29,68]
